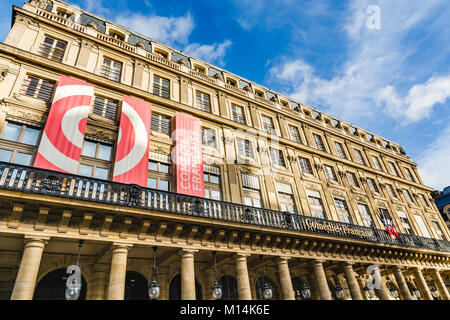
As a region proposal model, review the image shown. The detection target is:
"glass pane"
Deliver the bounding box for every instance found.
[2,123,22,141]
[21,127,41,145]
[97,144,111,161]
[205,189,210,198]
[203,173,209,182]
[210,175,219,184]
[159,180,169,191]
[81,141,97,158]
[148,161,158,171]
[244,197,252,206]
[211,190,221,200]
[94,167,108,180]
[147,178,157,189]
[13,153,32,166]
[78,164,93,177]
[160,163,169,173]
[253,199,262,208]
[0,149,13,162]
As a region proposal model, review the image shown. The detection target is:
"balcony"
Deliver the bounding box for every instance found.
[0,161,449,252]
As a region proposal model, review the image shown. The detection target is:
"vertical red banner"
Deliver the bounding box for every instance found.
[112,96,151,187]
[173,112,205,197]
[34,75,94,173]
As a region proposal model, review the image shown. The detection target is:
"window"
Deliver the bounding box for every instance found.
[194,65,205,74]
[0,149,33,166]
[155,50,169,59]
[404,167,416,182]
[397,211,413,235]
[204,166,222,200]
[242,173,262,208]
[324,165,337,181]
[354,149,366,165]
[101,58,122,82]
[153,75,170,99]
[367,178,380,194]
[418,194,430,208]
[151,113,171,136]
[201,128,216,148]
[226,78,237,87]
[109,32,124,41]
[388,161,399,176]
[386,184,397,199]
[334,198,352,224]
[195,91,211,113]
[1,122,40,146]
[357,203,373,227]
[334,142,347,159]
[402,189,414,204]
[414,214,431,238]
[79,140,112,179]
[56,9,73,20]
[38,36,66,62]
[313,134,326,151]
[347,172,360,188]
[431,220,444,240]
[237,138,254,159]
[147,153,171,191]
[231,105,246,124]
[270,148,285,167]
[20,75,55,103]
[298,157,313,175]
[307,190,326,219]
[372,156,383,170]
[289,125,302,143]
[276,182,296,214]
[261,116,276,135]
[92,96,118,120]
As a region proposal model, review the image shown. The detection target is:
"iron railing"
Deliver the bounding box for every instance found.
[0,161,449,252]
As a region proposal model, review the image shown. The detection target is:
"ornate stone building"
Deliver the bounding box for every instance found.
[0,0,449,301]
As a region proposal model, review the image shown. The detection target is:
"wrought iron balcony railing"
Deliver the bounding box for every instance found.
[0,161,449,252]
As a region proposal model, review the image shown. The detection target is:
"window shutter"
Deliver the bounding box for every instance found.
[242,174,260,190]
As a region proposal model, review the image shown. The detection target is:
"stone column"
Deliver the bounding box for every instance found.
[343,263,363,300]
[431,269,450,300]
[392,266,413,300]
[356,276,369,300]
[311,260,332,300]
[308,272,321,300]
[412,268,433,300]
[181,250,197,300]
[277,257,295,300]
[90,264,109,300]
[371,266,391,300]
[235,254,252,300]
[10,237,49,300]
[107,243,132,300]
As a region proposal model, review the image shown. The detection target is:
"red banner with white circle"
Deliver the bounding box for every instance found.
[33,75,94,173]
[173,112,205,197]
[112,96,151,187]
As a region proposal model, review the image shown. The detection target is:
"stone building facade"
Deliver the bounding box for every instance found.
[0,0,449,301]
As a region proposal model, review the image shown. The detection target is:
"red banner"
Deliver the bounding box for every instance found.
[173,112,205,197]
[34,75,94,173]
[112,96,151,187]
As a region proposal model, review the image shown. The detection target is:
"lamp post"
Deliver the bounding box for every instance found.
[333,275,345,300]
[426,270,440,300]
[296,260,311,300]
[386,280,399,299]
[211,251,222,300]
[260,255,273,300]
[363,279,376,300]
[148,246,161,300]
[65,240,83,300]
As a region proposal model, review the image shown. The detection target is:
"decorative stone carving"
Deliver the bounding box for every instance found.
[6,105,44,122]
[0,66,8,81]
[29,0,52,8]
[224,136,234,145]
[85,126,116,141]
[11,94,48,109]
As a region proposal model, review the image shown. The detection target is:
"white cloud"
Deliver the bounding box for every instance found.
[184,40,232,66]
[268,0,450,125]
[115,12,194,46]
[417,124,450,190]
[378,75,450,124]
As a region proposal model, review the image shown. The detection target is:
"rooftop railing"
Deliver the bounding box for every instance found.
[0,161,449,252]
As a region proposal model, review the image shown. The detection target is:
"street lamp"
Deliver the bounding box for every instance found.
[148,246,160,300]
[211,251,222,300]
[65,240,83,300]
[297,260,311,300]
[363,280,376,299]
[386,281,399,299]
[260,255,273,300]
[430,287,440,299]
[333,275,345,300]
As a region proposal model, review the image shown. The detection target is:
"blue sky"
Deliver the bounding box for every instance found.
[1,0,449,190]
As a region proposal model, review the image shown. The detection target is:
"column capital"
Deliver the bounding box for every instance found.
[234,253,251,259]
[111,242,133,253]
[276,256,291,262]
[23,236,50,249]
[179,249,198,257]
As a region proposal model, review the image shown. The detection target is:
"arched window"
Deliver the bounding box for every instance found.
[33,268,87,300]
[218,275,238,300]
[124,271,149,300]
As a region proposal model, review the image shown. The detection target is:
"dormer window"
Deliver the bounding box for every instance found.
[56,8,73,20]
[280,100,289,108]
[109,32,124,41]
[226,78,237,87]
[254,90,264,98]
[194,64,206,74]
[155,49,169,59]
